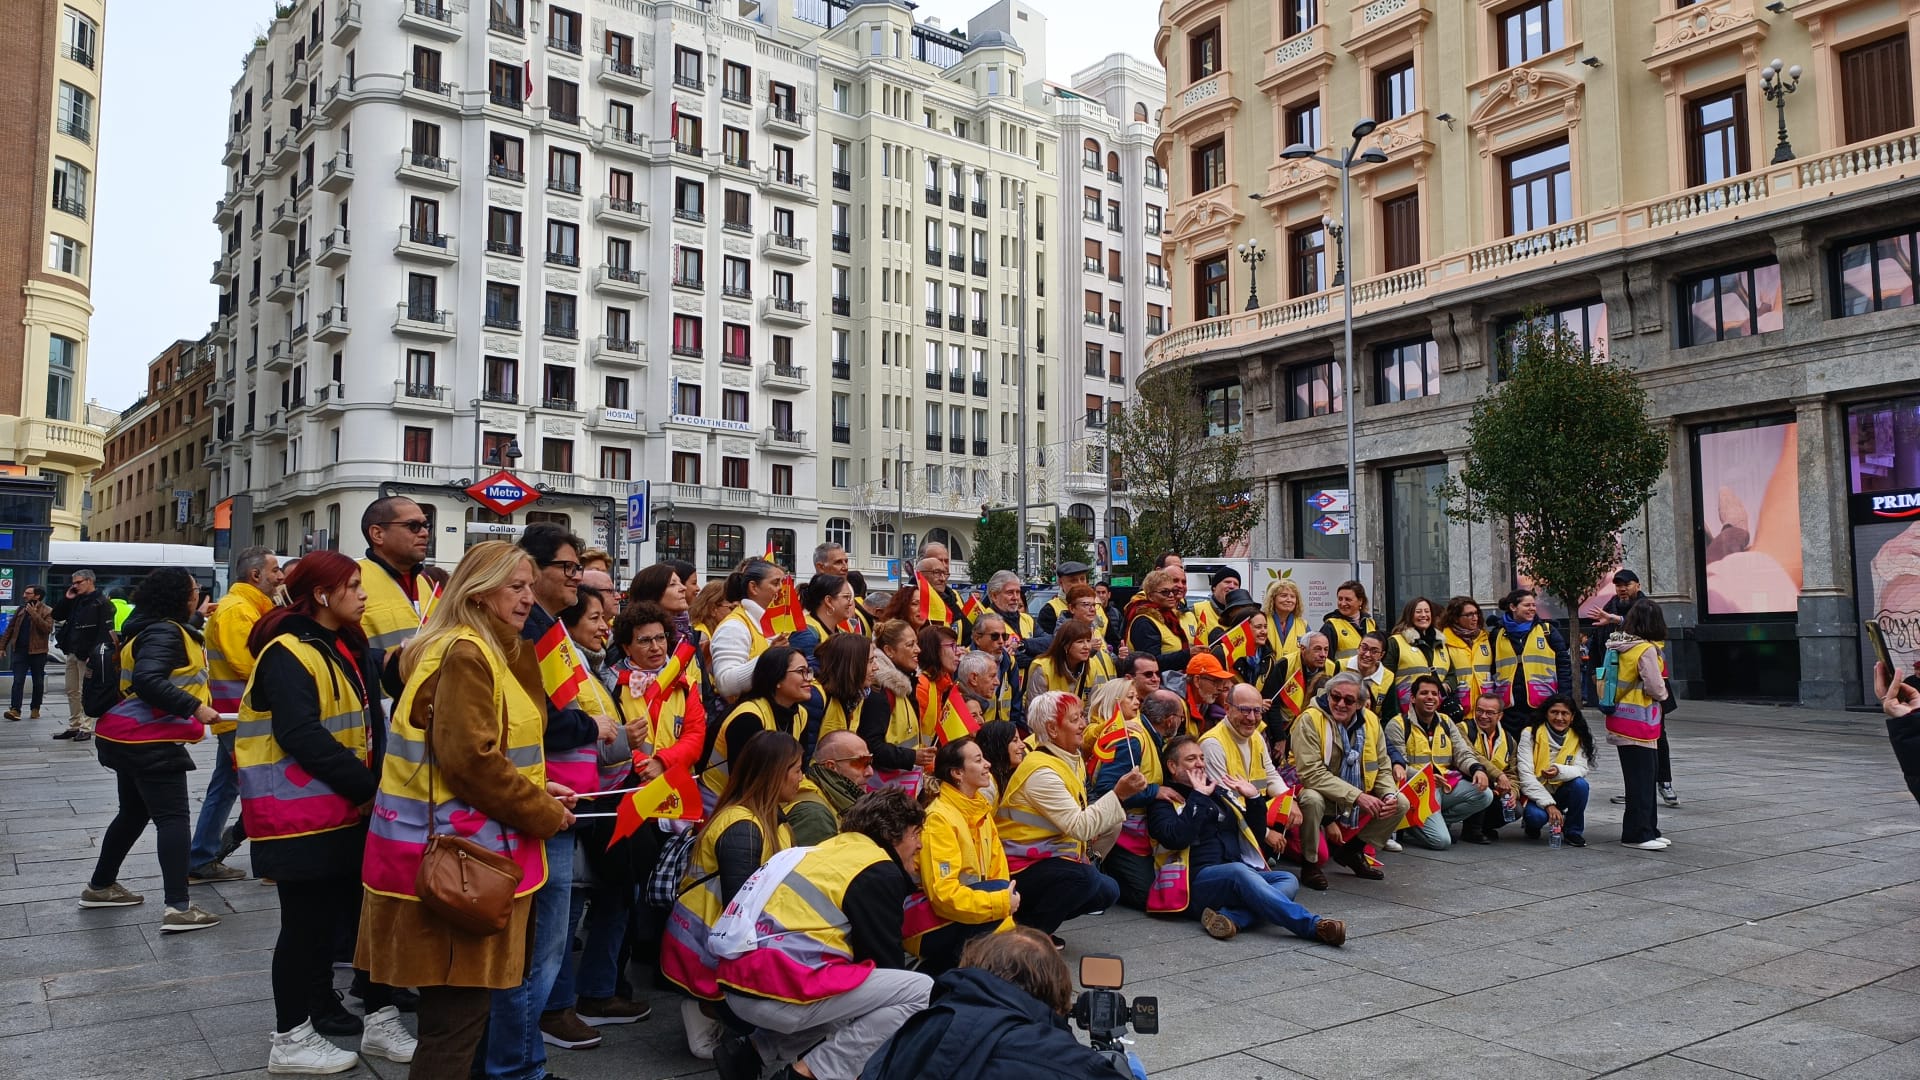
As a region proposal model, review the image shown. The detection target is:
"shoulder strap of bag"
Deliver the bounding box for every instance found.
[708,845,813,960]
[421,643,515,860]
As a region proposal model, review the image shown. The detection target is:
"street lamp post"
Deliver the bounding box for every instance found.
[1322,213,1346,287]
[1234,238,1266,311]
[1760,57,1803,164]
[1282,121,1389,586]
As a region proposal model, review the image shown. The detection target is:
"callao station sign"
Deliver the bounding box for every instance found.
[466,470,542,516]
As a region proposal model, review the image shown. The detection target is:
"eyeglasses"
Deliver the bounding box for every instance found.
[787,665,812,677]
[943,642,964,653]
[1358,647,1384,657]
[1327,693,1360,705]
[632,633,668,647]
[543,560,585,578]
[1234,704,1265,716]
[1155,587,1183,596]
[1136,671,1162,681]
[831,755,875,768]
[380,519,432,534]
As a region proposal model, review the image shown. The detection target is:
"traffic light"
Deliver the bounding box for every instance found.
[979,503,990,526]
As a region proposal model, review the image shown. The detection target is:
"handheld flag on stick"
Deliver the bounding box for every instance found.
[1396,764,1441,830]
[1265,778,1297,827]
[916,574,951,625]
[759,577,806,636]
[1090,723,1130,766]
[535,621,588,709]
[960,590,988,623]
[1218,617,1260,668]
[607,763,704,848]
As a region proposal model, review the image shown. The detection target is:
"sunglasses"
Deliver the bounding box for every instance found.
[1327,693,1360,705]
[832,755,875,768]
[1136,671,1162,680]
[380,519,432,534]
[979,631,1006,641]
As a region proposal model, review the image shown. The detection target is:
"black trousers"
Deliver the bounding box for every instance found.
[275,878,361,1030]
[1656,729,1673,784]
[91,767,190,907]
[1100,845,1153,912]
[1010,857,1118,935]
[1617,745,1662,843]
[915,920,998,976]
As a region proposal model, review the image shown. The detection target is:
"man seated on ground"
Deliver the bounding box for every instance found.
[789,730,877,845]
[1384,675,1494,850]
[860,928,1138,1080]
[996,691,1144,945]
[1148,735,1346,947]
[1182,653,1234,738]
[1200,683,1291,858]
[1465,691,1523,841]
[715,790,935,1080]
[1290,673,1408,888]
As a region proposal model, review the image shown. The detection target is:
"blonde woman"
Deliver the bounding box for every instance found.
[1264,579,1309,658]
[358,542,577,1078]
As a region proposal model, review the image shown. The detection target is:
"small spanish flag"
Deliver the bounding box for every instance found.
[535,621,588,710]
[1090,722,1130,766]
[759,577,806,636]
[916,574,951,625]
[917,677,976,745]
[1397,764,1442,830]
[1217,617,1260,668]
[1265,780,1296,827]
[645,638,700,721]
[607,763,704,848]
[960,590,987,623]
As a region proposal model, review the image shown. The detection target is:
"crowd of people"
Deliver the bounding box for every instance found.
[32,516,1701,1080]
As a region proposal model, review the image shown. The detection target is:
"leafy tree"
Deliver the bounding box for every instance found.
[1111,367,1262,561]
[1435,314,1668,704]
[970,509,1020,582]
[1036,516,1093,582]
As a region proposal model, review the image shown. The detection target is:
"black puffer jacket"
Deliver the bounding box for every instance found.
[94,610,206,775]
[862,968,1132,1080]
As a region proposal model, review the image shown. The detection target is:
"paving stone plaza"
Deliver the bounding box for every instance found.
[2,678,1917,1080]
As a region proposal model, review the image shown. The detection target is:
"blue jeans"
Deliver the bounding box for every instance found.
[188,730,240,867]
[1407,782,1496,851]
[9,651,46,711]
[1523,776,1590,839]
[1190,862,1319,939]
[485,832,574,1080]
[543,866,634,1009]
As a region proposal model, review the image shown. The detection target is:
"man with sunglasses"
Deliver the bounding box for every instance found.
[1289,672,1408,889]
[357,496,450,670]
[965,613,1022,729]
[790,730,877,845]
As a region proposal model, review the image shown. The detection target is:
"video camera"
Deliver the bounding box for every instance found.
[1070,955,1157,1056]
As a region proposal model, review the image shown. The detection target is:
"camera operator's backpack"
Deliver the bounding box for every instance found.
[81,639,124,717]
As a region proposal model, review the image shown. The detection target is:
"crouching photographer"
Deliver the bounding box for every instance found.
[862,929,1150,1080]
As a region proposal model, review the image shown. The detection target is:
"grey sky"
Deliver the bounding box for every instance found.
[86,0,1161,410]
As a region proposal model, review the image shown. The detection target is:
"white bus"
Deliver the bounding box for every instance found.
[47,541,220,600]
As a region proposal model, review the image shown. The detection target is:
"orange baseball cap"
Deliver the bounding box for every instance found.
[1186,653,1233,680]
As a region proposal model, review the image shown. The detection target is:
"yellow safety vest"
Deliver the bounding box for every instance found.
[1605,641,1664,745]
[1492,624,1559,709]
[1145,787,1263,914]
[720,604,771,663]
[661,805,791,1001]
[1044,596,1110,640]
[1127,608,1187,657]
[1025,654,1115,699]
[1387,632,1452,713]
[358,559,439,658]
[1472,723,1513,778]
[717,832,893,1005]
[996,748,1091,870]
[204,582,273,731]
[1394,715,1460,778]
[1300,705,1391,795]
[1444,628,1493,710]
[614,658,704,762]
[362,627,548,900]
[1199,719,1267,791]
[701,697,803,800]
[817,693,860,738]
[95,624,210,745]
[1266,611,1308,658]
[1529,724,1582,786]
[235,633,372,841]
[1323,614,1376,663]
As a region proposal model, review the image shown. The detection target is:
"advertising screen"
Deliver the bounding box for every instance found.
[1698,421,1803,616]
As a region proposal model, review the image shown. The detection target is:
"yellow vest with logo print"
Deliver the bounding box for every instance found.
[1266,612,1309,658]
[358,559,439,658]
[717,832,895,1005]
[1394,715,1461,778]
[996,748,1092,870]
[1444,628,1493,710]
[547,660,624,794]
[1323,614,1376,663]
[660,805,791,1001]
[700,697,804,801]
[1605,641,1665,746]
[361,628,548,900]
[1471,723,1513,778]
[1491,624,1559,709]
[236,633,372,841]
[1387,633,1453,713]
[1529,724,1582,787]
[1300,704,1391,795]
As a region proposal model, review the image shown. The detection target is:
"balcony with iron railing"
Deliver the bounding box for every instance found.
[832,297,850,317]
[402,0,460,39]
[925,309,941,328]
[832,169,851,190]
[832,358,851,380]
[948,313,965,332]
[832,424,851,443]
[972,376,988,397]
[547,33,581,56]
[597,56,652,92]
[763,103,809,136]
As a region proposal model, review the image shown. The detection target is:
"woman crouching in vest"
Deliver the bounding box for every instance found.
[357,541,577,1079]
[83,567,222,931]
[237,551,414,1073]
[910,736,1017,974]
[994,691,1145,947]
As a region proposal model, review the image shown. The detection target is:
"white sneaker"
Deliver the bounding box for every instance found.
[1625,838,1671,850]
[359,1005,417,1063]
[1383,837,1403,852]
[268,1020,360,1074]
[682,997,721,1060]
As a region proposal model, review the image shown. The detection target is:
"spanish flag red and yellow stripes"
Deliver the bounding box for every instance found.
[1396,763,1442,830]
[607,763,704,847]
[960,591,987,623]
[535,620,589,709]
[1217,618,1260,668]
[759,578,806,636]
[916,574,951,625]
[646,638,700,720]
[916,677,976,744]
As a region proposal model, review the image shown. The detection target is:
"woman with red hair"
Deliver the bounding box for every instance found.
[239,550,417,1074]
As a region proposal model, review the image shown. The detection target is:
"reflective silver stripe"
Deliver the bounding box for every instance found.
[505,743,544,768]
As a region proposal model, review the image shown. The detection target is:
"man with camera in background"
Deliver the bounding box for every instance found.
[50,569,114,741]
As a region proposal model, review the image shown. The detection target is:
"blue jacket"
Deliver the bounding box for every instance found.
[862,968,1132,1080]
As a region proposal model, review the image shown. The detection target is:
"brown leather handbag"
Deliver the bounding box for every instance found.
[413,695,524,936]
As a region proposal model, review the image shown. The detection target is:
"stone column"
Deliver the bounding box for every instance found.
[1795,396,1859,707]
[1642,419,1698,698]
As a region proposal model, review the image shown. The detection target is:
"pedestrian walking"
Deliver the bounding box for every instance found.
[3,586,53,720]
[80,567,223,932]
[189,545,285,884]
[50,568,115,739]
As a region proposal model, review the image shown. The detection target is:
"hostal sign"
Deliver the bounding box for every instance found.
[467,470,541,516]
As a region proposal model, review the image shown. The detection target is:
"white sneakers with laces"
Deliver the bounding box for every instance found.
[360,1005,418,1063]
[267,1020,359,1075]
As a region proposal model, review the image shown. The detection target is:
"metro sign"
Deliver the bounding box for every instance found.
[467,470,541,516]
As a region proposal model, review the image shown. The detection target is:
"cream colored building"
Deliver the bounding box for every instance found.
[0,0,107,539]
[1149,0,1920,705]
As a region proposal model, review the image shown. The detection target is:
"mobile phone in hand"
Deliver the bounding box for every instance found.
[1865,619,1895,680]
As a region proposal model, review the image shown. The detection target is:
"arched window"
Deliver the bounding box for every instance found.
[1106,151,1120,177]
[824,516,853,550]
[1105,507,1130,536]
[1082,138,1100,169]
[1068,503,1097,533]
[1133,102,1149,121]
[869,522,896,558]
[924,527,966,562]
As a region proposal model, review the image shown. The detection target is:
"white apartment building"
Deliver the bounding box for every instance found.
[206,0,820,572]
[1042,53,1169,550]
